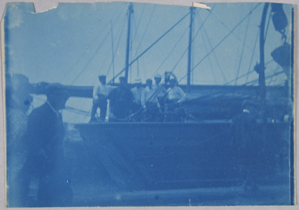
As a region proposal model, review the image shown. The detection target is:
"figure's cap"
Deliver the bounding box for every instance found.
[146,78,152,83]
[242,99,257,109]
[45,83,70,98]
[154,73,162,79]
[134,78,142,83]
[98,75,106,79]
[119,76,126,82]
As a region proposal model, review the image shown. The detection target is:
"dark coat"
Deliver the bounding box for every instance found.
[108,86,133,119]
[22,102,72,206]
[230,112,260,149]
[26,102,65,174]
[230,111,262,168]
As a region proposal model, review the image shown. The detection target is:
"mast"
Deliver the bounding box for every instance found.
[125,3,134,83]
[187,7,195,93]
[258,3,269,101]
[110,22,115,84]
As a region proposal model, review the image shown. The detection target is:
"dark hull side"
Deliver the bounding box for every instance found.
[74,122,291,191]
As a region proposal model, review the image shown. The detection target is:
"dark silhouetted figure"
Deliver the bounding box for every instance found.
[17,83,73,207]
[6,74,33,207]
[230,99,261,191]
[108,77,133,120]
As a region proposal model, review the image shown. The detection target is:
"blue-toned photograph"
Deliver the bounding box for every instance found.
[3,1,295,207]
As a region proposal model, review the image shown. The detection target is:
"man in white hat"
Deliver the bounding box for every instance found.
[131,78,144,113]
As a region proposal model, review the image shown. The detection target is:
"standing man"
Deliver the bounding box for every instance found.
[153,73,167,121]
[108,77,133,120]
[153,73,167,103]
[131,78,144,113]
[18,83,73,207]
[141,79,161,121]
[230,99,261,191]
[166,78,186,104]
[90,75,113,122]
[165,78,186,121]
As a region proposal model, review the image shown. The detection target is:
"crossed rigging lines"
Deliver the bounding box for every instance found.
[178,3,262,84]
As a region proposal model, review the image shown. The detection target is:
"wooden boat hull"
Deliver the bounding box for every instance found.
[73,122,290,191]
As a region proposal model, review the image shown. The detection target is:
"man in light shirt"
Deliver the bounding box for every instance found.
[165,78,186,121]
[131,78,144,113]
[90,75,113,122]
[167,78,186,103]
[141,79,161,121]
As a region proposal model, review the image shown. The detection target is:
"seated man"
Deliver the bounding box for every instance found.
[141,79,161,122]
[108,77,133,120]
[165,78,186,121]
[90,75,114,122]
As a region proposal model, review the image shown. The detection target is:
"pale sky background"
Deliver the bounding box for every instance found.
[4,2,294,123]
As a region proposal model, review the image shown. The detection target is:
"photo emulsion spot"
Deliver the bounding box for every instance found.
[3,1,295,207]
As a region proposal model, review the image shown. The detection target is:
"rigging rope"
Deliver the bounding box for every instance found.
[235,3,253,85]
[132,4,146,42]
[245,29,260,83]
[170,7,214,75]
[150,26,189,78]
[107,11,190,84]
[178,3,262,83]
[61,6,126,84]
[198,14,227,83]
[131,5,156,63]
[59,22,111,83]
[106,18,127,76]
[70,29,113,85]
[200,27,217,83]
[210,10,255,52]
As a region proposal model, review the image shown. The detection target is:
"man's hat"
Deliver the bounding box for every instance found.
[119,76,126,81]
[45,83,70,98]
[134,78,142,83]
[242,99,257,109]
[154,73,162,79]
[98,75,106,79]
[146,78,152,83]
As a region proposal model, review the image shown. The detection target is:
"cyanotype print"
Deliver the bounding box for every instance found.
[3,1,294,207]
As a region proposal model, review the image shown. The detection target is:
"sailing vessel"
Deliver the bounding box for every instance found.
[18,2,294,195]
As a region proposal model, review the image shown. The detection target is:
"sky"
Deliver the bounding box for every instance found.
[4,2,294,123]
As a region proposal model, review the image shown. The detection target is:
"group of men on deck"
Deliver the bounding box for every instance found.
[90,73,186,122]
